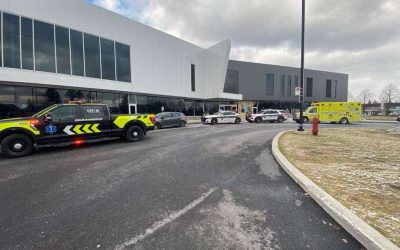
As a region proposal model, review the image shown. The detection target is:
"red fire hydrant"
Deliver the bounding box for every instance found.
[312,116,319,136]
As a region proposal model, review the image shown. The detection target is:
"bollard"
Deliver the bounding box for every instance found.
[312,116,319,135]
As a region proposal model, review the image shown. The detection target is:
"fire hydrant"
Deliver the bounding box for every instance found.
[312,116,319,136]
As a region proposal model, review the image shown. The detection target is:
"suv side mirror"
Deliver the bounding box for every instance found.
[43,114,52,123]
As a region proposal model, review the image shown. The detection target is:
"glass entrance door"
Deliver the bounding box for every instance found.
[129,104,137,114]
[219,105,237,112]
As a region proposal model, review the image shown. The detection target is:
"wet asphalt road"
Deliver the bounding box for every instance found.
[0,121,397,249]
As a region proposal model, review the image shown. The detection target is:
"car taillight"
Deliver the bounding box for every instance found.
[29,118,40,130]
[150,115,156,124]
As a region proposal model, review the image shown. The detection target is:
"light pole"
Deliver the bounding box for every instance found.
[298,0,305,132]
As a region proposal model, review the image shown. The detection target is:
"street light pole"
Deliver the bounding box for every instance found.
[298,0,305,132]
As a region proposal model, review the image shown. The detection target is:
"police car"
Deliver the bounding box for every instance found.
[202,111,241,125]
[0,102,155,158]
[246,109,286,123]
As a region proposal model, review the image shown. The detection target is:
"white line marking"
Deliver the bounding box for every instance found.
[114,188,216,250]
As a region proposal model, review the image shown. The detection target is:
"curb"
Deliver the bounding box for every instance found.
[361,120,398,124]
[272,131,399,250]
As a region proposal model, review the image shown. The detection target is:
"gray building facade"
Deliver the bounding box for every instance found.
[224,60,348,113]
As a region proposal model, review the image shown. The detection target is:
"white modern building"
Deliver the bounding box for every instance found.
[0,0,347,118]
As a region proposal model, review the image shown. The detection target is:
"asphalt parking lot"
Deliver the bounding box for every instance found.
[0,121,397,249]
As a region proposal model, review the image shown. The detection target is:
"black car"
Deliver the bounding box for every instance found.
[154,112,187,129]
[397,116,400,122]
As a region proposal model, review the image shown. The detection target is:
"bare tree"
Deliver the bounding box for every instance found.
[347,91,355,101]
[380,83,399,115]
[357,88,374,114]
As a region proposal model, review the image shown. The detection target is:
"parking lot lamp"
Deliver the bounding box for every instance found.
[298,0,305,132]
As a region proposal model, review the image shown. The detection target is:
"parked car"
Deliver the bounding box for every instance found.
[397,116,400,122]
[202,111,241,125]
[246,109,286,123]
[278,110,290,120]
[154,112,187,129]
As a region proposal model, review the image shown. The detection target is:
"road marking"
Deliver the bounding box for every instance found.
[63,125,75,135]
[114,188,216,250]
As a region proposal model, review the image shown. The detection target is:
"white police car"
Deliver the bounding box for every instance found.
[202,111,241,125]
[246,109,286,123]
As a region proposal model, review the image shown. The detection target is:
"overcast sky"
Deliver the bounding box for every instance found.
[87,0,400,101]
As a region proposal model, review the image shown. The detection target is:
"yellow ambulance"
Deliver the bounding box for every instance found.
[294,102,362,124]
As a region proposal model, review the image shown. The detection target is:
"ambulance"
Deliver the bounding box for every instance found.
[294,102,362,124]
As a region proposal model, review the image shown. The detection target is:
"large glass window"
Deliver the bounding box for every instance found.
[84,33,101,78]
[0,85,15,104]
[3,13,20,68]
[266,73,274,96]
[21,17,33,70]
[116,42,131,82]
[34,20,55,72]
[326,79,332,98]
[15,86,33,109]
[0,12,2,67]
[306,77,313,97]
[0,85,17,119]
[280,75,285,96]
[224,70,239,94]
[191,64,195,91]
[287,75,292,97]
[334,80,338,99]
[70,30,84,76]
[55,26,71,74]
[294,76,299,87]
[100,38,115,80]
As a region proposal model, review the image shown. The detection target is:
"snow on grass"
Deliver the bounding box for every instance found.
[279,128,400,246]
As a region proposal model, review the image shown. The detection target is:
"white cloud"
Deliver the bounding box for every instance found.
[89,0,400,98]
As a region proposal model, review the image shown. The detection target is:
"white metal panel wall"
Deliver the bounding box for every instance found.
[0,0,241,100]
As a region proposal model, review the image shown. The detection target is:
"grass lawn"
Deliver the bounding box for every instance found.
[279,128,400,246]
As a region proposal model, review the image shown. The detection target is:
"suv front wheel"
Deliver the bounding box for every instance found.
[1,134,34,158]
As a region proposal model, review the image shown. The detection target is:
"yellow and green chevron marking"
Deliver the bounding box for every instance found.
[63,123,101,135]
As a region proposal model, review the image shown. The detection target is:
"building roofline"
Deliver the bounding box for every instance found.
[228,59,348,76]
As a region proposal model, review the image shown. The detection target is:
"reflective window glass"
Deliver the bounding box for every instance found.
[0,12,2,67]
[100,38,115,80]
[116,42,131,82]
[266,74,274,96]
[280,75,285,96]
[306,78,313,97]
[49,106,77,121]
[326,79,332,98]
[3,13,20,68]
[34,20,55,72]
[21,17,33,70]
[84,33,100,78]
[16,86,33,109]
[81,105,105,119]
[0,85,15,104]
[70,30,84,76]
[56,26,71,74]
[191,64,195,91]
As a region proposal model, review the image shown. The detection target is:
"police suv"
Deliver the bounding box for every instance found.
[202,111,241,125]
[246,109,287,123]
[0,103,155,158]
